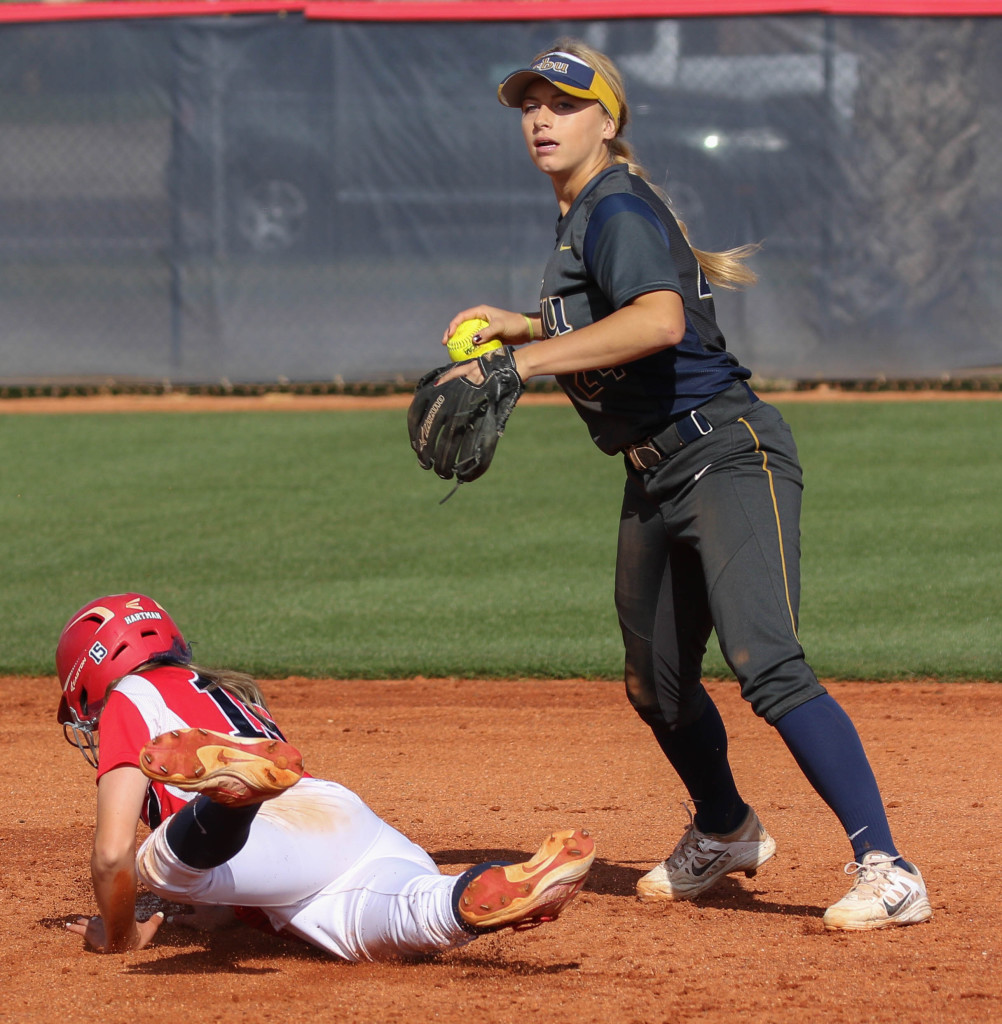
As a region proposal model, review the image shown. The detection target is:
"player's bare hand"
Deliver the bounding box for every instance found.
[441,305,525,347]
[167,904,238,932]
[435,344,530,387]
[435,360,485,387]
[66,911,164,952]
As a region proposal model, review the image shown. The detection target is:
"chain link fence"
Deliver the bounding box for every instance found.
[1,13,999,386]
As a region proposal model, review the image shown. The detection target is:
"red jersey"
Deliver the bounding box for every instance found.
[96,664,292,828]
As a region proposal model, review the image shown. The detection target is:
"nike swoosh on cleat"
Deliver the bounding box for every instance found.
[883,892,915,917]
[691,851,728,877]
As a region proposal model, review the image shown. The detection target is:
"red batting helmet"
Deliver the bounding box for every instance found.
[56,593,190,766]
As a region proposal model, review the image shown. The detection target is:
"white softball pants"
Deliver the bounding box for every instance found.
[137,777,474,961]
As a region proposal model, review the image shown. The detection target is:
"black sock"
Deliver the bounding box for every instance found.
[653,697,747,835]
[164,796,262,870]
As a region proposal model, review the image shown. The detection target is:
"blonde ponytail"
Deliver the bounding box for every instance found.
[609,136,647,180]
[553,38,759,290]
[190,665,271,712]
[678,222,760,290]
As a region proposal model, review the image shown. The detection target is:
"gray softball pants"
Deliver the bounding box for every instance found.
[615,399,827,732]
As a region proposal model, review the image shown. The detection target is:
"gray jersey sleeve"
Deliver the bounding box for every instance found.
[583,192,682,310]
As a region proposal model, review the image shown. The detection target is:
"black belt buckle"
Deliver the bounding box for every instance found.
[626,441,663,471]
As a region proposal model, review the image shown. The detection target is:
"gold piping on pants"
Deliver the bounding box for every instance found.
[737,417,799,642]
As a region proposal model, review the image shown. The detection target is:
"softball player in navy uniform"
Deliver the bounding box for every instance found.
[57,593,594,958]
[438,40,930,930]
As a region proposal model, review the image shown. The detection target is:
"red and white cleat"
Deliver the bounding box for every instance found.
[139,728,304,807]
[457,828,595,931]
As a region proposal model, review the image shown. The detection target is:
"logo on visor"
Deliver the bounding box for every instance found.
[533,58,571,75]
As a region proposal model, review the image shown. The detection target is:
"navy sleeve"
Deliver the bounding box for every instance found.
[583,193,682,310]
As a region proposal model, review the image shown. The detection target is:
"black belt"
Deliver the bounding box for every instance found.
[624,381,759,472]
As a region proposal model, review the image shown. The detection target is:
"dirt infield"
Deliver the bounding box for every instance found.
[5,675,999,1024]
[0,384,1000,415]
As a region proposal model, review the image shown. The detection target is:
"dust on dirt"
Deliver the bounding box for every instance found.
[4,675,999,1024]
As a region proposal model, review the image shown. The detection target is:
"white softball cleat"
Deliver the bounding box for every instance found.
[823,851,932,930]
[636,805,776,901]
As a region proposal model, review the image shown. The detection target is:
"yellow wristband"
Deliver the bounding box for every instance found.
[522,314,536,341]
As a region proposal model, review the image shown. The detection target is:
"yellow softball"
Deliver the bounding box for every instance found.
[446,318,502,362]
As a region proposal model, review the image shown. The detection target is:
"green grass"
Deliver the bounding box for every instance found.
[786,401,1001,680]
[1,400,998,680]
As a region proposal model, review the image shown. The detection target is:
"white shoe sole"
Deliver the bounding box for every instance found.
[823,894,933,930]
[637,834,777,901]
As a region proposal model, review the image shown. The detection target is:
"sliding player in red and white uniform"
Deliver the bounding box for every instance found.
[57,593,594,960]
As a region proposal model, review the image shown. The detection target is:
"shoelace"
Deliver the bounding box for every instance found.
[668,803,706,866]
[841,854,902,896]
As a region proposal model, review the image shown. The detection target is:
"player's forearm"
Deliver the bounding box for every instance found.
[90,764,150,950]
[91,852,142,951]
[515,300,682,380]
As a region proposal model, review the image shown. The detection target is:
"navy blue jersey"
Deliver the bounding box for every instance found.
[538,164,751,455]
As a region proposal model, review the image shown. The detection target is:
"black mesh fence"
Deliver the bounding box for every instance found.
[1,13,1000,385]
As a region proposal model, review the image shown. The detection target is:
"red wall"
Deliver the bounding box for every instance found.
[2,0,1001,24]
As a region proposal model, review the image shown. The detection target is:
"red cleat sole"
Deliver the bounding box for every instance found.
[458,828,595,931]
[140,728,304,807]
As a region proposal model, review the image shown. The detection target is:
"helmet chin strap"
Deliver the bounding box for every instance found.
[62,718,100,769]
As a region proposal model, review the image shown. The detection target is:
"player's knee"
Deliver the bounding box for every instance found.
[737,660,826,724]
[622,641,659,718]
[624,658,704,731]
[624,667,662,722]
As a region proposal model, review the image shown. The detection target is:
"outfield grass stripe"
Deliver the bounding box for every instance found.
[2,401,998,680]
